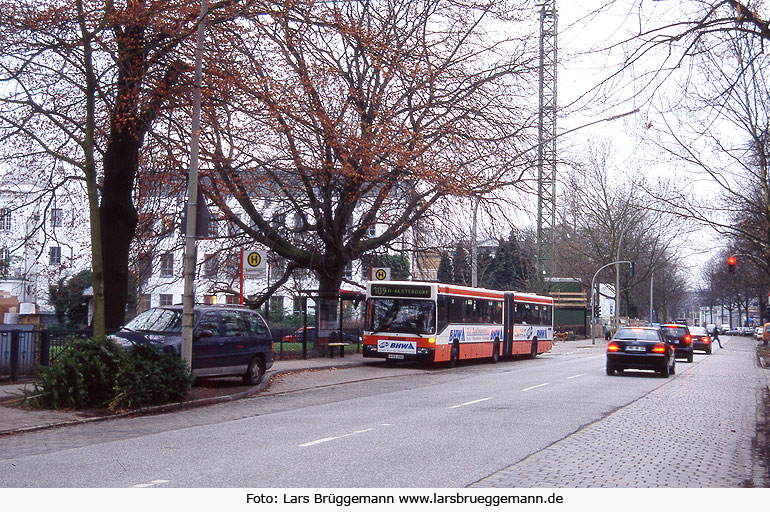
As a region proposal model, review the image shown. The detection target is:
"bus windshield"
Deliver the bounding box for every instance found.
[367,298,436,335]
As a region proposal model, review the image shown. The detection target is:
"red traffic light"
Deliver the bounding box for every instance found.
[727,256,736,273]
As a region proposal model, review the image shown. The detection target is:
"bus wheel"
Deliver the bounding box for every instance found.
[449,341,460,368]
[529,339,538,359]
[491,339,500,363]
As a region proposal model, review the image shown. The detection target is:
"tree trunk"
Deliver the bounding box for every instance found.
[100,136,140,332]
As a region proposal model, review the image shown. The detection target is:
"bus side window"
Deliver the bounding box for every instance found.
[463,299,475,323]
[449,297,463,324]
[437,295,449,332]
[493,301,503,324]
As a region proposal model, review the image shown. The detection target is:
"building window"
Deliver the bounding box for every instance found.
[50,208,63,227]
[203,253,218,278]
[136,252,153,285]
[138,294,152,312]
[226,295,239,305]
[366,223,376,237]
[203,294,217,305]
[0,209,10,231]
[270,296,284,316]
[343,261,353,280]
[293,297,304,315]
[161,215,175,237]
[160,252,174,278]
[49,246,62,266]
[207,219,218,238]
[159,294,174,306]
[272,213,286,228]
[0,247,9,272]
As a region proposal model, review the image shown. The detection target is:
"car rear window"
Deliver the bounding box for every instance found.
[614,328,660,341]
[661,326,687,337]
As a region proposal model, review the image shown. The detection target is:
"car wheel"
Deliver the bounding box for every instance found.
[491,339,500,363]
[670,358,676,375]
[243,356,266,385]
[706,348,712,355]
[687,350,693,363]
[449,341,460,368]
[660,362,670,378]
[606,362,616,376]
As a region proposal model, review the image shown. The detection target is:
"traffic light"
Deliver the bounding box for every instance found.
[727,256,736,273]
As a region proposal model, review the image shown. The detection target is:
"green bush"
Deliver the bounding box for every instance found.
[110,344,193,410]
[33,338,123,409]
[32,338,192,411]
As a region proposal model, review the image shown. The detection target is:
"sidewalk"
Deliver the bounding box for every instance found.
[471,335,770,488]
[0,351,369,436]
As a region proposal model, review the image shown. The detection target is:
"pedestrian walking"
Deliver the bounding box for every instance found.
[711,325,722,349]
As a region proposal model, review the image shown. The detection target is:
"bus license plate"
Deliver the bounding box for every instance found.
[387,354,405,360]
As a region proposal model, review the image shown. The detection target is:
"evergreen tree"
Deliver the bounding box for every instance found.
[453,243,470,286]
[486,231,532,290]
[437,251,453,283]
[49,270,92,328]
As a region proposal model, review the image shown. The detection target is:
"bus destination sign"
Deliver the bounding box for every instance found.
[371,284,432,298]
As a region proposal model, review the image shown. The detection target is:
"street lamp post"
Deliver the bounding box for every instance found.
[590,260,633,345]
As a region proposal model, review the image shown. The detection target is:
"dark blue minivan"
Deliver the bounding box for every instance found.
[111,305,274,385]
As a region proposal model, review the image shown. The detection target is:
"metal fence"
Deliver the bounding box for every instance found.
[0,327,91,381]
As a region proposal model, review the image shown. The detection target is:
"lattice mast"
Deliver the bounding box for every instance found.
[536,1,558,282]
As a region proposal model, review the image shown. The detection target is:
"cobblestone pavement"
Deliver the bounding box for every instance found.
[471,336,770,488]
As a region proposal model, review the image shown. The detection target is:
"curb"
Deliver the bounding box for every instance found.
[0,358,368,438]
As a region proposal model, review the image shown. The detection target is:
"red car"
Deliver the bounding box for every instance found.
[282,327,316,343]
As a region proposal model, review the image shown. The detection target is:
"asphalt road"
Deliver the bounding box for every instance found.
[0,340,706,488]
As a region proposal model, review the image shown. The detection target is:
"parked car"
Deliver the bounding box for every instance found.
[755,326,764,341]
[763,323,770,345]
[111,305,274,385]
[281,327,361,344]
[719,324,730,334]
[282,326,317,344]
[689,326,712,355]
[606,326,676,377]
[660,323,694,362]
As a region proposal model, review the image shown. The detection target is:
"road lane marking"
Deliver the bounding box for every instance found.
[567,373,584,380]
[449,397,493,409]
[300,428,374,447]
[132,480,169,488]
[521,383,549,392]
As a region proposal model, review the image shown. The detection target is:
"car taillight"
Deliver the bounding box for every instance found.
[701,336,710,344]
[683,335,692,345]
[607,342,621,352]
[652,343,667,354]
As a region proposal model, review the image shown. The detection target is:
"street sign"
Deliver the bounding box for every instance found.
[243,250,267,279]
[370,267,391,281]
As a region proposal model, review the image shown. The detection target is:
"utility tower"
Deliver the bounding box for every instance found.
[536,1,558,282]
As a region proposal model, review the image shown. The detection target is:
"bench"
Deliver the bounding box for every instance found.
[327,342,349,358]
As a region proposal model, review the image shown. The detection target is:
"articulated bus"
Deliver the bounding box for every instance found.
[363,281,553,366]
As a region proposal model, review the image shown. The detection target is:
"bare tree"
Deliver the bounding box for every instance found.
[556,141,690,320]
[187,0,541,305]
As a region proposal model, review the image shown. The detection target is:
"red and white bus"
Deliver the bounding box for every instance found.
[363,281,553,365]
